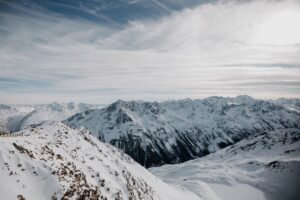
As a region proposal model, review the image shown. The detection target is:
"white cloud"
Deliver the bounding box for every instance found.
[0,0,300,104]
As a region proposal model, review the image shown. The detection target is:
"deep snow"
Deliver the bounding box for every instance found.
[150,128,300,200]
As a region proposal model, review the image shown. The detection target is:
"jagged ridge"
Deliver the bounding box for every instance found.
[65,96,300,167]
[0,122,198,200]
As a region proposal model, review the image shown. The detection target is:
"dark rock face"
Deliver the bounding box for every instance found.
[65,96,300,168]
[110,132,210,167]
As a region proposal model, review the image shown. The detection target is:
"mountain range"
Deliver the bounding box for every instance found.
[65,96,300,167]
[0,96,299,199]
[0,102,103,134]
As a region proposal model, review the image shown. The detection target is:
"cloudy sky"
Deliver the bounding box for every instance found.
[0,0,300,104]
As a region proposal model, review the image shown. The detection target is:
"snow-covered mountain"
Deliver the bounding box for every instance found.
[65,96,300,167]
[0,105,35,134]
[0,122,198,200]
[18,102,102,130]
[149,127,300,200]
[0,103,102,133]
[274,98,300,113]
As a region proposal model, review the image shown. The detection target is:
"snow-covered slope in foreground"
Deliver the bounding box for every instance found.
[150,128,300,200]
[0,122,198,200]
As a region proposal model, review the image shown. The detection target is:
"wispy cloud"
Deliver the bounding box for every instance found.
[0,0,300,104]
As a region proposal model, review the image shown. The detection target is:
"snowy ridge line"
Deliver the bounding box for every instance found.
[0,102,103,134]
[0,121,199,200]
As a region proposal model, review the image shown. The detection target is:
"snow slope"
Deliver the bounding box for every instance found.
[150,128,300,200]
[0,105,34,133]
[274,98,300,113]
[18,102,103,130]
[0,122,199,200]
[65,96,300,167]
[0,102,102,133]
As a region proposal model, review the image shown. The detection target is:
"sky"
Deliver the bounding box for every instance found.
[0,0,300,104]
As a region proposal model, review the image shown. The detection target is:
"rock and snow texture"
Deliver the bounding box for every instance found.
[65,96,300,167]
[150,128,300,200]
[0,103,102,133]
[0,122,198,200]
